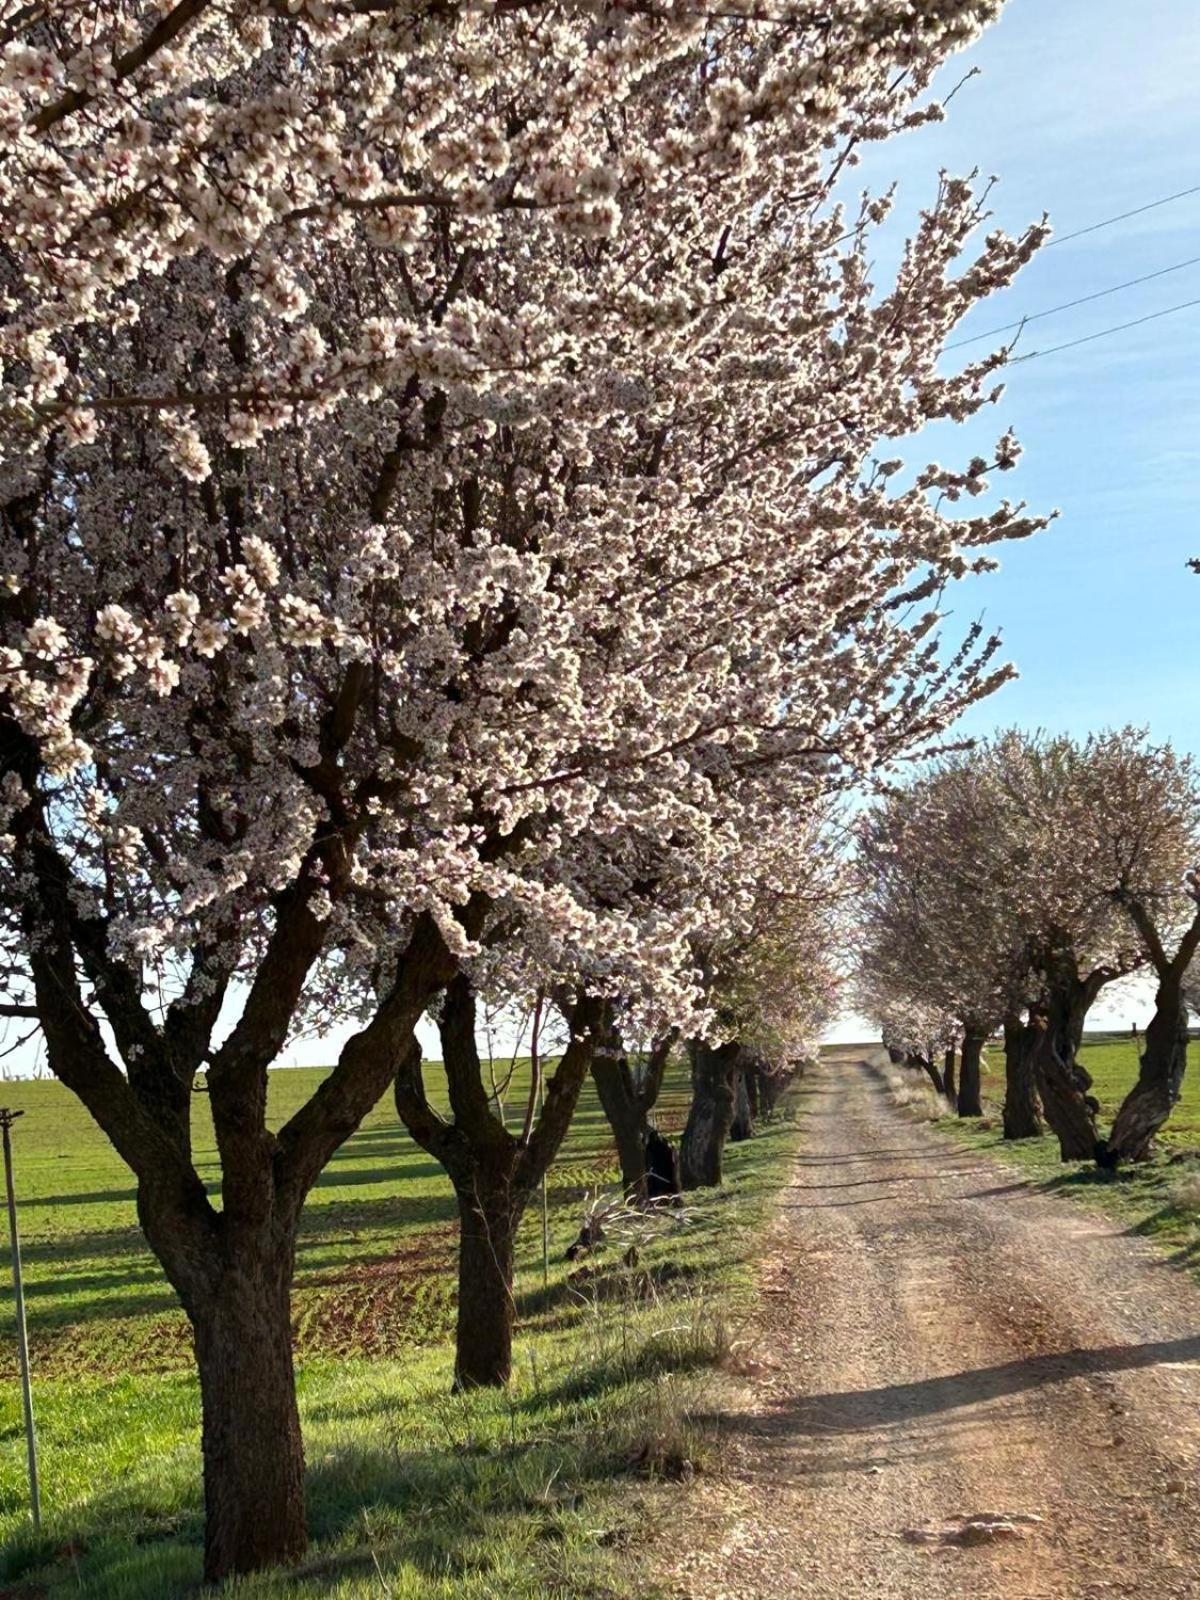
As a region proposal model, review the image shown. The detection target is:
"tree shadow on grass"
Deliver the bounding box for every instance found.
[1040,1165,1142,1191]
[515,1256,708,1324]
[18,1263,167,1300]
[296,1189,459,1239]
[308,1159,451,1192]
[960,1161,1171,1208]
[1,1353,678,1599]
[21,1186,142,1210]
[24,1151,449,1211]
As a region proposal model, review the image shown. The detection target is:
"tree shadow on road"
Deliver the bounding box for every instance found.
[723,1333,1200,1437]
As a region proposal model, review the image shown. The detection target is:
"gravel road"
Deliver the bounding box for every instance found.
[664,1053,1200,1600]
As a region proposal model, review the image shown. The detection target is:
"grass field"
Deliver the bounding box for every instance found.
[1078,1032,1200,1146]
[972,1030,1200,1149]
[0,1058,800,1597]
[937,1030,1200,1286]
[0,1060,689,1383]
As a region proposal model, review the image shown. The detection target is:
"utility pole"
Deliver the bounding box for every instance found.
[539,1076,550,1290]
[530,996,550,1289]
[0,1109,39,1529]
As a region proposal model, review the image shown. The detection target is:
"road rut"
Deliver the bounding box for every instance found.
[665,1054,1200,1599]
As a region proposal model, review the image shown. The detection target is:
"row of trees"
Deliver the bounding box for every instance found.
[398,845,840,1391]
[857,729,1200,1163]
[0,0,1040,1581]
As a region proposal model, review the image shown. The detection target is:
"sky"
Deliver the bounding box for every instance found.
[828,0,1200,1040]
[8,0,1197,1075]
[862,0,1200,754]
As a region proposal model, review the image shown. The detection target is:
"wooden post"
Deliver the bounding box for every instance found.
[0,1109,39,1529]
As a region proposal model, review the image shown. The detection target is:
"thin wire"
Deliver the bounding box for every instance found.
[948,254,1200,350]
[1012,294,1200,362]
[1046,183,1200,248]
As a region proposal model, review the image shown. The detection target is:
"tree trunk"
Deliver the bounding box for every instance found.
[1002,1015,1042,1140]
[17,801,459,1582]
[453,1170,521,1389]
[1029,1008,1098,1160]
[590,1031,674,1201]
[1109,972,1188,1161]
[759,1070,784,1115]
[909,1051,944,1095]
[957,1031,985,1117]
[680,1040,740,1189]
[730,1070,755,1142]
[591,1054,648,1200]
[1018,952,1106,1160]
[394,981,602,1392]
[190,1243,306,1581]
[942,1046,957,1110]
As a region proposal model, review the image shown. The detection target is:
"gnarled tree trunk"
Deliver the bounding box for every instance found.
[957,1029,985,1117]
[730,1069,755,1142]
[590,1030,675,1201]
[135,1156,314,1585]
[1027,953,1109,1160]
[15,720,461,1582]
[1029,1009,1098,1160]
[1107,896,1200,1163]
[1109,982,1187,1162]
[680,1040,741,1189]
[908,1050,944,1096]
[1002,1014,1042,1140]
[591,1053,649,1200]
[759,1068,787,1116]
[942,1045,958,1110]
[395,979,600,1389]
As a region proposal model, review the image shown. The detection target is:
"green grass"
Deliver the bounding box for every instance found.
[0,1061,682,1380]
[940,1030,1200,1283]
[0,1061,801,1597]
[1075,1032,1200,1147]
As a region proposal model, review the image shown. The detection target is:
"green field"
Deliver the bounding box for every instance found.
[1078,1032,1200,1145]
[941,1030,1200,1283]
[0,1059,798,1597]
[0,1061,695,1382]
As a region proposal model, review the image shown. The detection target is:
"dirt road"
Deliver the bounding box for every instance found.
[665,1054,1200,1600]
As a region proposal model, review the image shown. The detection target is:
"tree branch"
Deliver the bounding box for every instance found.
[516,991,604,1190]
[274,912,459,1214]
[33,0,213,132]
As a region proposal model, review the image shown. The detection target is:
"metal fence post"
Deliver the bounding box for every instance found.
[0,1109,39,1530]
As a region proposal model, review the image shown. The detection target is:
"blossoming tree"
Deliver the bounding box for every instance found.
[856,755,1032,1120]
[679,830,844,1188]
[0,0,1045,1578]
[856,731,1200,1160]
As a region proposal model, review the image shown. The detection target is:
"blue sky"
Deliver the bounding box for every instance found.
[831,0,1200,1036]
[862,0,1200,753]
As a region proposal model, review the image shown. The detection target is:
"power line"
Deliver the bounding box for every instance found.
[948,254,1200,350]
[1046,183,1200,248]
[1012,294,1200,362]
